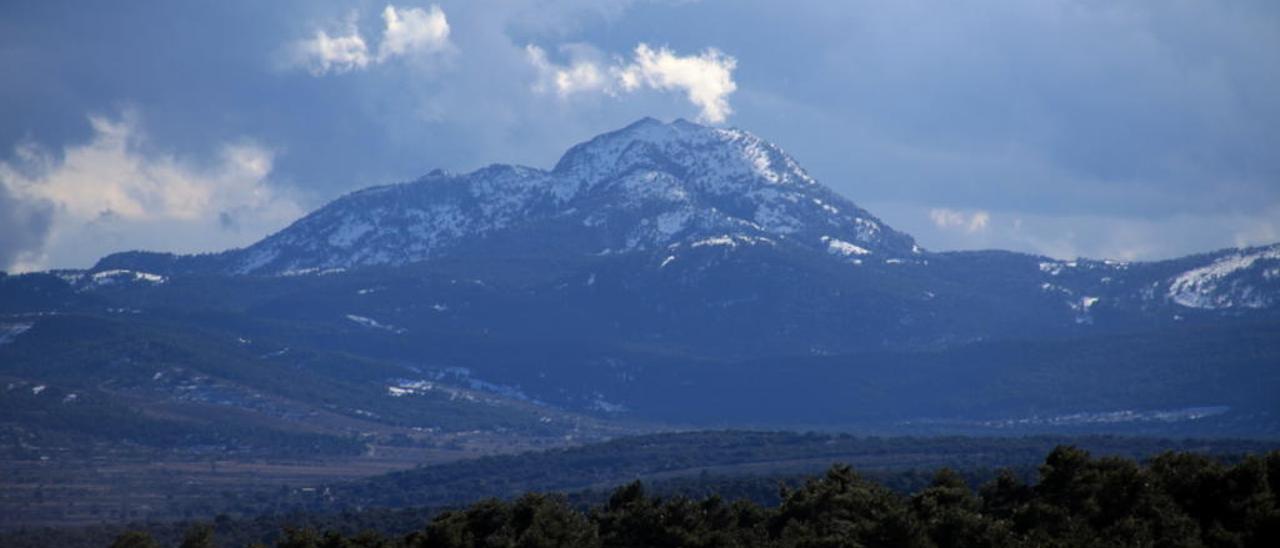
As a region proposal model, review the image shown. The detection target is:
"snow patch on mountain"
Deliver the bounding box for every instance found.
[280,267,346,277]
[1069,296,1100,324]
[1167,246,1280,309]
[822,236,870,257]
[1040,282,1071,295]
[689,234,775,249]
[812,198,839,215]
[88,269,167,286]
[390,369,538,405]
[0,323,33,345]
[345,314,407,334]
[1038,261,1077,276]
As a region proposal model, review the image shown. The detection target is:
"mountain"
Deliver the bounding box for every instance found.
[96,117,918,276]
[85,118,1280,353]
[4,118,1280,438]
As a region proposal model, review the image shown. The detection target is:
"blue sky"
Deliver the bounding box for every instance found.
[1,0,1278,271]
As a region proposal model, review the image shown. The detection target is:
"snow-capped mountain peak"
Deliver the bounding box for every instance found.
[203,118,916,275]
[552,117,817,191]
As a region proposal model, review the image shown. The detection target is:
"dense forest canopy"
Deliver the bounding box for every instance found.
[60,445,1280,547]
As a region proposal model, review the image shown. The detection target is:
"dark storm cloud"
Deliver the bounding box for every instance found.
[0,184,52,271]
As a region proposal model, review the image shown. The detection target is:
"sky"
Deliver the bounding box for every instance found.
[1,0,1278,271]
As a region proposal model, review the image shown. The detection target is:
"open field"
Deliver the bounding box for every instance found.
[0,433,580,529]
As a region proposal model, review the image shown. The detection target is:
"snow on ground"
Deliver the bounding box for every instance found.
[345,314,407,334]
[0,323,33,345]
[974,405,1229,428]
[1037,261,1079,276]
[1065,296,1100,324]
[87,269,167,286]
[1167,246,1280,309]
[279,267,347,277]
[386,375,542,406]
[689,234,775,249]
[821,236,870,257]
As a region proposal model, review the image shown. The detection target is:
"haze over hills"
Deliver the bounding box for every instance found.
[3,118,1280,451]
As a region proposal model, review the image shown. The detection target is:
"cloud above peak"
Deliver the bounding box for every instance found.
[527,42,738,123]
[294,4,451,76]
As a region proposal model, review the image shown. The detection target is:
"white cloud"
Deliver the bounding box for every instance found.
[527,42,738,123]
[377,5,450,62]
[929,208,990,233]
[295,14,371,75]
[619,44,737,124]
[0,112,303,271]
[526,45,611,96]
[294,4,451,76]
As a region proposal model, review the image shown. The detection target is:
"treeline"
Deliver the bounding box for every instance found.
[101,445,1278,547]
[267,432,1276,516]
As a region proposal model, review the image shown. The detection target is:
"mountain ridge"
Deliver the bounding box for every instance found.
[80,118,1280,322]
[2,118,1279,438]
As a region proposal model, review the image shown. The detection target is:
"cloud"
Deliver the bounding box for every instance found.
[0,112,302,271]
[294,4,451,75]
[0,183,53,272]
[5,1,1277,266]
[295,19,371,75]
[377,5,450,61]
[929,208,990,233]
[619,44,737,124]
[527,42,738,123]
[872,201,1280,261]
[526,44,611,96]
[995,209,1280,261]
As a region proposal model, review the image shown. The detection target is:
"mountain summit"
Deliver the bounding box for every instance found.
[119,118,917,275]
